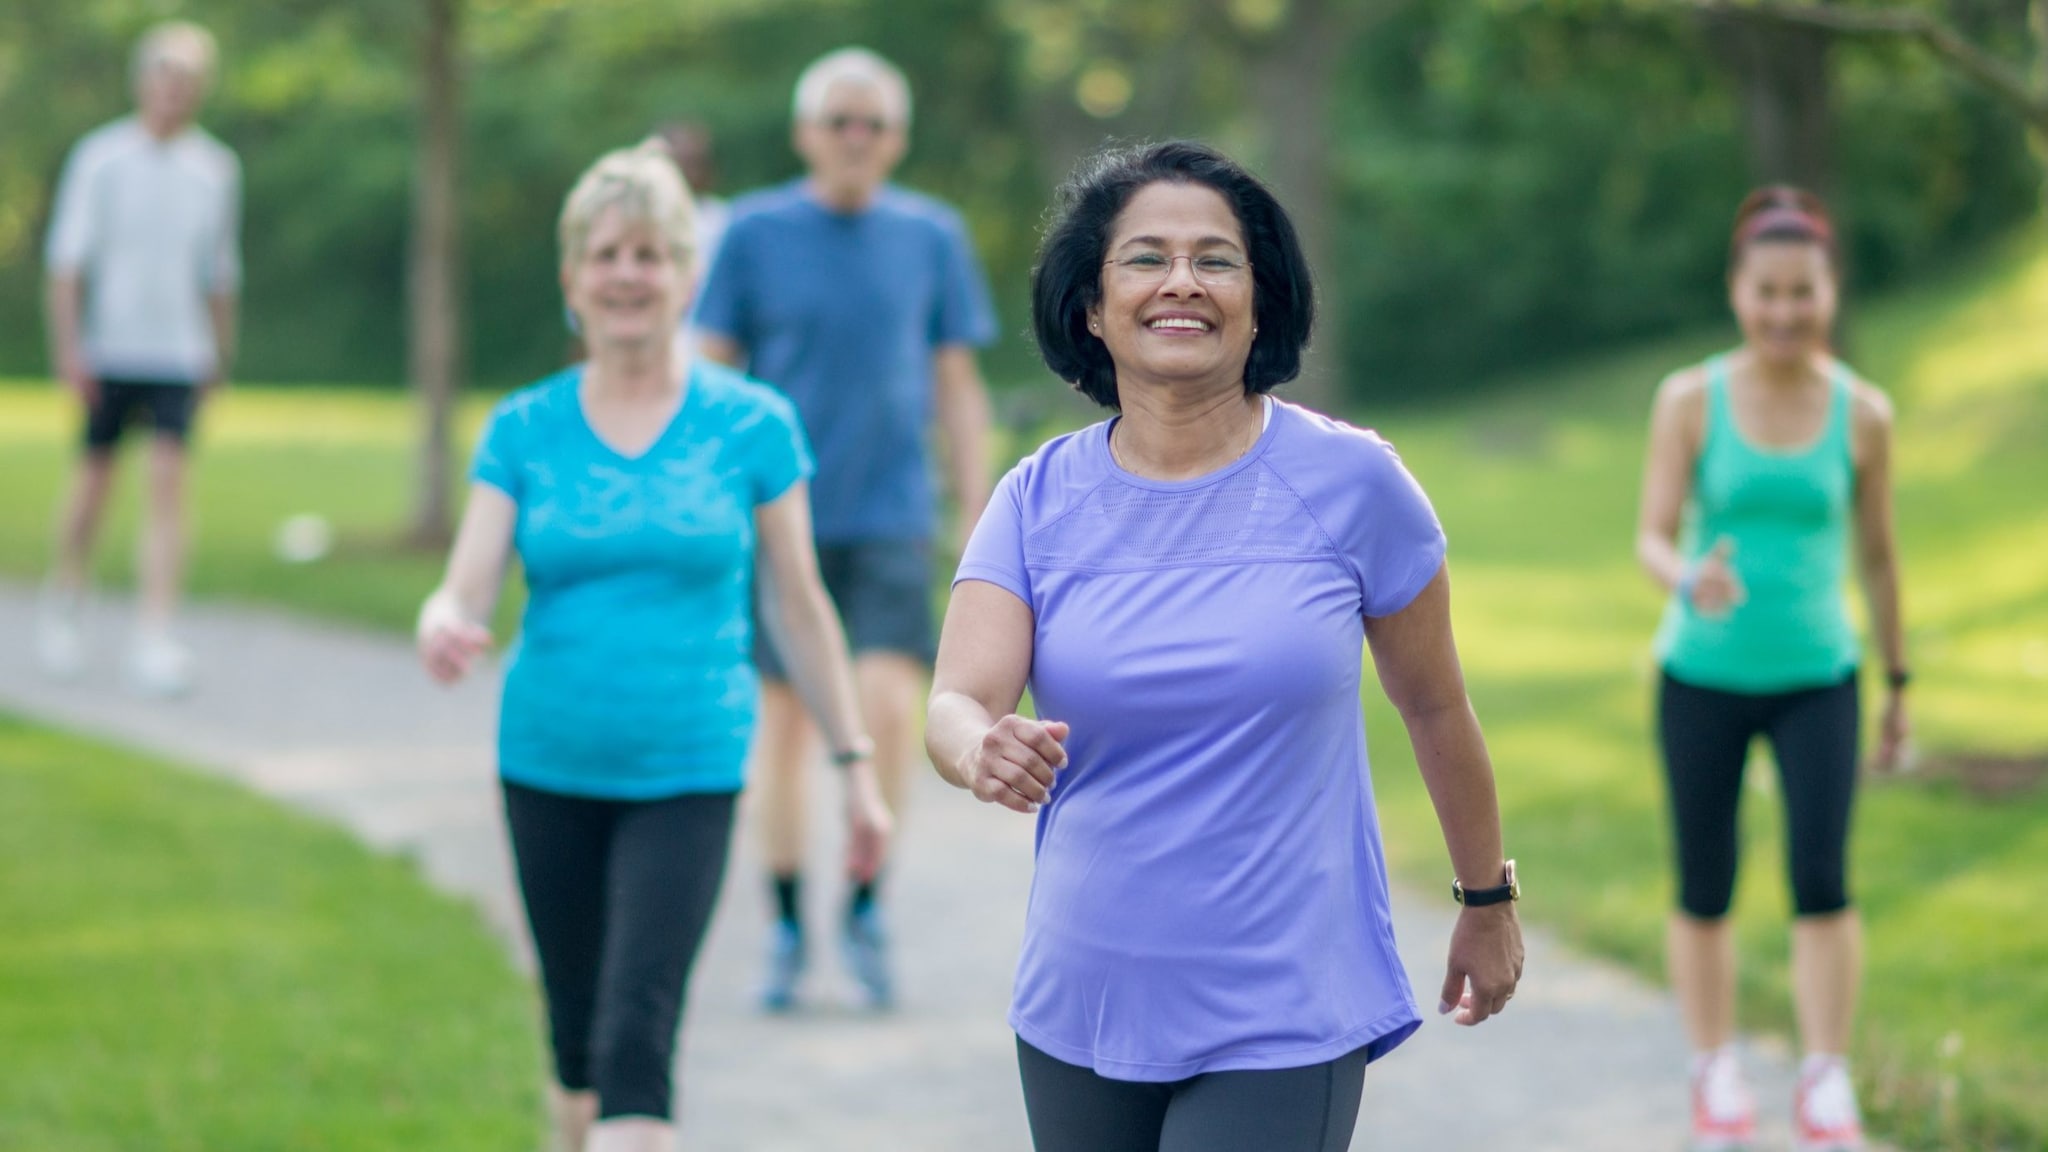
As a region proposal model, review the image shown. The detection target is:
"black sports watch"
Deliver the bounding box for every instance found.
[1885,667,1912,692]
[1453,859,1519,908]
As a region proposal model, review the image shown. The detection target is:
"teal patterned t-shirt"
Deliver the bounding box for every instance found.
[471,360,813,799]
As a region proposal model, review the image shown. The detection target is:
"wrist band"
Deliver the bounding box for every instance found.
[1885,667,1912,691]
[1676,563,1699,601]
[830,742,875,768]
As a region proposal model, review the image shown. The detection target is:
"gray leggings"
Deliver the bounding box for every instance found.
[1017,1037,1368,1152]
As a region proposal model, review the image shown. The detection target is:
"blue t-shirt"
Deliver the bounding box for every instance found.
[693,180,997,543]
[956,399,1447,1080]
[471,361,813,799]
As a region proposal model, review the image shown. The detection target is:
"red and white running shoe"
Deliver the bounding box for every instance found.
[1689,1047,1757,1152]
[1794,1056,1866,1152]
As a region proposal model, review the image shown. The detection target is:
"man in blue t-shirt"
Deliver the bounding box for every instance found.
[696,46,997,1011]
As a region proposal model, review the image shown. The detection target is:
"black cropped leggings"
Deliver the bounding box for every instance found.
[1016,1037,1369,1152]
[1657,670,1860,920]
[503,781,736,1121]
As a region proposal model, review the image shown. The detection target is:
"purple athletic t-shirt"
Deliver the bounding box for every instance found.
[955,398,1446,1081]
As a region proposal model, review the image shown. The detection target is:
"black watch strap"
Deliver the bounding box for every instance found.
[1453,859,1518,907]
[1886,667,1912,691]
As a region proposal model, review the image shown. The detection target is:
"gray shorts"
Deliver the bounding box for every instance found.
[754,539,935,681]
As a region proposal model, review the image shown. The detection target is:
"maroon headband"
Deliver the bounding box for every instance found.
[1737,205,1833,249]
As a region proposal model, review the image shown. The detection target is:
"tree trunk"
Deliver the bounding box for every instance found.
[1708,13,1837,192]
[2034,0,2048,182]
[2034,0,2047,215]
[2035,0,2047,91]
[406,0,464,549]
[1245,0,1344,413]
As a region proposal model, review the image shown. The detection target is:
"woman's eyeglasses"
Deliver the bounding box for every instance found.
[1104,252,1251,286]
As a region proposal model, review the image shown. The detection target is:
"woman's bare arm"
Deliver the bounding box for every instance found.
[1365,563,1523,1026]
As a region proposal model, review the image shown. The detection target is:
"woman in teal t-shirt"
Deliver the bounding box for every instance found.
[416,145,891,1152]
[1635,187,1909,1152]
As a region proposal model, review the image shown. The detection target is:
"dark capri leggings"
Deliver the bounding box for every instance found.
[503,781,736,1120]
[1017,1037,1369,1152]
[1657,670,1860,920]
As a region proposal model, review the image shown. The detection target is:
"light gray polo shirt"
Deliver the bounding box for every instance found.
[45,117,242,383]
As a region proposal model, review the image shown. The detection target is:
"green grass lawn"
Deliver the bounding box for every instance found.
[0,713,545,1150]
[1358,226,2048,1150]
[1,229,2041,1148]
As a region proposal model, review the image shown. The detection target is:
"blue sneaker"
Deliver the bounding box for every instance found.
[842,902,895,1010]
[760,921,806,1012]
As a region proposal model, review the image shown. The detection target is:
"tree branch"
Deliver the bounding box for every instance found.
[1676,0,2048,136]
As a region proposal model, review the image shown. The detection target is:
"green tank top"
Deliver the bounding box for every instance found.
[1655,354,1861,692]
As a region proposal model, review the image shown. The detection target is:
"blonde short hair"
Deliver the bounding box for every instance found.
[558,143,699,270]
[793,47,911,127]
[133,21,218,88]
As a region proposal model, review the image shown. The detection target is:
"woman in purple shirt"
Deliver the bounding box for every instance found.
[925,141,1523,1151]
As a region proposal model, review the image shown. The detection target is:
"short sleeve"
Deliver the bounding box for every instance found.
[470,399,525,502]
[692,219,750,346]
[954,464,1030,607]
[930,213,997,350]
[1350,435,1447,618]
[44,138,100,274]
[742,389,814,506]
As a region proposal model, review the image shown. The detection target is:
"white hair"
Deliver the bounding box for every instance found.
[792,47,911,127]
[133,21,218,88]
[558,143,699,270]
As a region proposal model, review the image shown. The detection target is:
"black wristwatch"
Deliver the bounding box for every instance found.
[1886,667,1912,692]
[1453,860,1519,908]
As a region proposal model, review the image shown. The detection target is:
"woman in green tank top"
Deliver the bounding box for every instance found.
[1634,188,1909,1152]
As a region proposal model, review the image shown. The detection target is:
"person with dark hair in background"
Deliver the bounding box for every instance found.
[1636,186,1907,1152]
[645,120,730,356]
[696,46,998,1012]
[417,145,891,1152]
[925,140,1522,1152]
[38,21,239,697]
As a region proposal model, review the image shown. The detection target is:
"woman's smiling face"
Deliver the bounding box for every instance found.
[561,207,692,351]
[1729,240,1836,368]
[1087,181,1256,393]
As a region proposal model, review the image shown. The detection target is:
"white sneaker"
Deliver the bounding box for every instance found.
[1794,1055,1866,1151]
[128,634,194,698]
[1689,1046,1757,1151]
[36,588,86,680]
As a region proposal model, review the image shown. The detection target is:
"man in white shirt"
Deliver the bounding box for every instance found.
[39,21,241,697]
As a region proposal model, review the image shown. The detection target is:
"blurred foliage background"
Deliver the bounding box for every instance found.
[0,0,2040,400]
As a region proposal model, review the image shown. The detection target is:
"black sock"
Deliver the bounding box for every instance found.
[848,877,879,917]
[771,873,802,927]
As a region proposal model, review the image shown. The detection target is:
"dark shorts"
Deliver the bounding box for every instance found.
[83,377,201,451]
[754,539,934,681]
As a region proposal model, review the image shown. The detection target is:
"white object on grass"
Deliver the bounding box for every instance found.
[274,514,334,564]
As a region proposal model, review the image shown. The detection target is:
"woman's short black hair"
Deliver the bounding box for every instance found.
[1030,140,1315,409]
